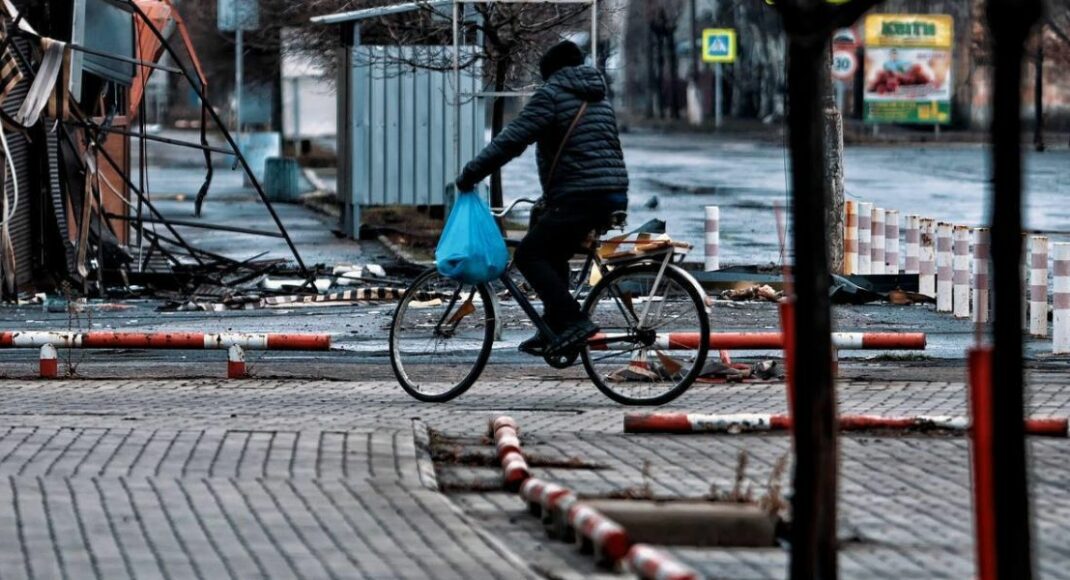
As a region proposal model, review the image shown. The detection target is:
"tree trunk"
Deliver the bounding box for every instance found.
[654,28,665,119]
[1033,35,1045,152]
[646,30,656,118]
[785,33,839,580]
[985,0,1041,577]
[824,46,845,275]
[667,27,680,120]
[490,56,510,211]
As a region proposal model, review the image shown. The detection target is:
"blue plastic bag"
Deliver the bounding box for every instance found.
[435,191,509,284]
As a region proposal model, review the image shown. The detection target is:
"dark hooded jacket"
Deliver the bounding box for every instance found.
[455,65,628,208]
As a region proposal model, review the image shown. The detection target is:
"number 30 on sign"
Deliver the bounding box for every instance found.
[832,49,857,80]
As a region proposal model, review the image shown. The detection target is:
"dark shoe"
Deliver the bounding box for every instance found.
[518,333,548,356]
[547,319,600,356]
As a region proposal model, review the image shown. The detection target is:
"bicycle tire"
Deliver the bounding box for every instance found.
[581,262,710,405]
[389,267,495,403]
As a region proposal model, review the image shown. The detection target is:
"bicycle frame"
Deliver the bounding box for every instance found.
[491,240,678,351]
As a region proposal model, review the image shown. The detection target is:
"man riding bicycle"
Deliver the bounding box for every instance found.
[454,40,629,357]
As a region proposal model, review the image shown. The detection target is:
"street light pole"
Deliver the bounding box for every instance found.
[235,28,243,138]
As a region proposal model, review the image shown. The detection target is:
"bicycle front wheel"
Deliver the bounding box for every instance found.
[581,263,710,405]
[389,268,495,402]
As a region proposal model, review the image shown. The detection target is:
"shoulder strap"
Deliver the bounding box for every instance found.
[547,101,588,187]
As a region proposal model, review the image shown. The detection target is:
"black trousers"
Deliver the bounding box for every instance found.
[514,204,613,332]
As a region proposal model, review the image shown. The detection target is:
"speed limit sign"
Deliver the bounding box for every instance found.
[830,48,856,80]
[831,49,857,80]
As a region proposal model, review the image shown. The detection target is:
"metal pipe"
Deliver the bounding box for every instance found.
[104,213,286,238]
[64,121,236,155]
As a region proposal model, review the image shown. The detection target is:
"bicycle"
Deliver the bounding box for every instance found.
[388,198,710,405]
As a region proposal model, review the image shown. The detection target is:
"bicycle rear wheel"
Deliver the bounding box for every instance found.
[389,268,494,402]
[581,262,710,405]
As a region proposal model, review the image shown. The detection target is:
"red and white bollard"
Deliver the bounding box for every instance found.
[1053,243,1070,354]
[227,344,247,379]
[844,200,858,275]
[1030,235,1049,337]
[627,544,701,580]
[904,214,920,275]
[704,206,719,272]
[870,207,886,275]
[885,209,900,274]
[973,228,991,323]
[39,344,58,378]
[857,202,872,275]
[919,218,936,297]
[953,225,971,319]
[936,222,953,313]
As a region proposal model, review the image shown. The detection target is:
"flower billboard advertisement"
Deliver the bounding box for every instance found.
[863,14,953,124]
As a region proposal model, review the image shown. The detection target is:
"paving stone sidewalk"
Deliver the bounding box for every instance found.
[0,376,1067,579]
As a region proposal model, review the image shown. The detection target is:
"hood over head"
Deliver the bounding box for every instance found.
[546,65,607,102]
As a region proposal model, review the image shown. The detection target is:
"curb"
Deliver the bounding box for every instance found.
[411,419,440,492]
[489,415,698,573]
[624,412,1070,437]
[378,234,431,268]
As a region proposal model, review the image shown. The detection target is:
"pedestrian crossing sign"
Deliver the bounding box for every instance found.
[702,28,737,63]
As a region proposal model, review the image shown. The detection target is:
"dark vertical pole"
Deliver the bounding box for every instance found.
[1033,32,1045,152]
[785,32,838,580]
[985,0,1041,577]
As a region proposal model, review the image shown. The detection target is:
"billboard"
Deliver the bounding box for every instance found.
[863,14,953,124]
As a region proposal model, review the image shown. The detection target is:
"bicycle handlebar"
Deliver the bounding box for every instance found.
[491,198,538,218]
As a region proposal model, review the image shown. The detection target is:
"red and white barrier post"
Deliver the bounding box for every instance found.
[904,215,920,275]
[857,202,872,275]
[227,345,247,379]
[871,207,886,275]
[39,344,58,379]
[624,412,1068,436]
[885,209,900,274]
[973,228,991,324]
[1023,234,1030,330]
[953,225,971,319]
[936,222,954,312]
[1054,243,1070,354]
[704,206,719,272]
[844,200,858,275]
[589,331,925,351]
[627,545,701,580]
[919,218,936,297]
[568,503,631,565]
[1030,235,1049,337]
[0,331,331,350]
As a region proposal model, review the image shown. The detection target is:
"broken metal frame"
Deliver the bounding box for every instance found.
[6,2,313,286]
[122,0,311,278]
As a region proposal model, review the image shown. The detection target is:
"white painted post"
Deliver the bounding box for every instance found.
[704,206,720,271]
[1053,243,1070,354]
[1030,235,1049,337]
[953,225,971,319]
[871,207,885,275]
[857,202,872,275]
[918,218,936,297]
[936,222,953,313]
[1023,234,1029,330]
[972,228,990,323]
[844,200,858,275]
[885,209,899,274]
[904,215,920,274]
